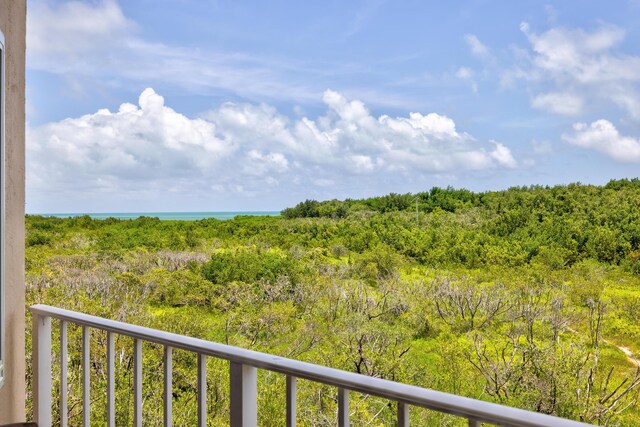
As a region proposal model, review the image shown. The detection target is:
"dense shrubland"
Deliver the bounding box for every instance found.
[26,180,640,426]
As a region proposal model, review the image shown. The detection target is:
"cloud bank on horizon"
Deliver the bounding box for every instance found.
[25,0,640,212]
[28,88,516,211]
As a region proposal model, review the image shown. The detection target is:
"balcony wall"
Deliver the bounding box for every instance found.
[0,0,26,423]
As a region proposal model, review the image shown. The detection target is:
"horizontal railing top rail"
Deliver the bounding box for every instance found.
[30,304,594,427]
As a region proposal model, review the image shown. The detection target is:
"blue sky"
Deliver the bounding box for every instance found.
[26,0,640,212]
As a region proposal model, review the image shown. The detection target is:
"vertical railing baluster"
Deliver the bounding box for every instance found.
[198,353,207,427]
[397,401,409,427]
[286,375,296,427]
[107,331,115,427]
[33,313,52,427]
[230,362,257,427]
[338,388,349,427]
[134,338,142,427]
[82,326,90,427]
[60,321,68,427]
[468,419,481,427]
[164,345,173,427]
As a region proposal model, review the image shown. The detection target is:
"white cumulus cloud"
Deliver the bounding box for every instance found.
[28,89,517,211]
[28,88,228,194]
[515,23,640,120]
[521,23,635,83]
[489,142,518,168]
[562,119,640,163]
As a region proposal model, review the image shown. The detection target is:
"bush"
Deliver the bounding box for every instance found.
[201,249,299,286]
[27,231,52,246]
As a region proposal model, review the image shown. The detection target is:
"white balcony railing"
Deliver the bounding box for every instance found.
[30,304,594,427]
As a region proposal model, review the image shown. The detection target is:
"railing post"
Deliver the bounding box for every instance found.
[134,339,143,427]
[397,401,409,427]
[33,312,52,427]
[60,321,68,427]
[107,331,115,427]
[286,375,296,427]
[338,388,349,427]
[164,345,173,427]
[230,362,257,427]
[198,354,207,427]
[468,419,481,427]
[82,326,90,427]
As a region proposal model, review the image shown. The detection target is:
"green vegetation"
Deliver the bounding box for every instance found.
[26,179,640,426]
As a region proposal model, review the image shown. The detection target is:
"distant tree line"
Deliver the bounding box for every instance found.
[278,179,640,272]
[282,179,640,219]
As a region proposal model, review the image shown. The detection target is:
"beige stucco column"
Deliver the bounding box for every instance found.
[0,0,26,423]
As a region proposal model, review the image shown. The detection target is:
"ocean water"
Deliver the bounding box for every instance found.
[35,211,281,221]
